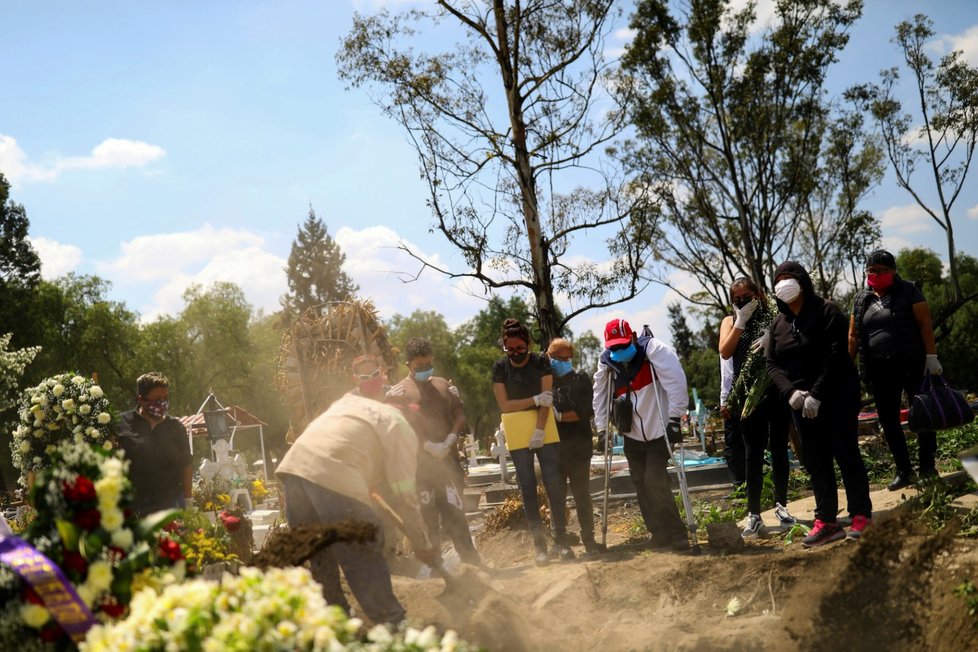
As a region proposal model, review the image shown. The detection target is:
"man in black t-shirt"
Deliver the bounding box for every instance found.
[116,372,193,515]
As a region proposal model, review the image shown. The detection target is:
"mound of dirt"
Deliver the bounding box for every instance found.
[391,512,978,651]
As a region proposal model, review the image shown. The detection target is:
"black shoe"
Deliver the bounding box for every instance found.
[918,467,939,480]
[651,535,689,552]
[887,472,914,491]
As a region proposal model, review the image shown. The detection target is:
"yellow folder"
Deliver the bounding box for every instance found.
[501,409,560,451]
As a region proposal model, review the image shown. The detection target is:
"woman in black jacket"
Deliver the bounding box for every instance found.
[766,261,872,547]
[848,249,942,490]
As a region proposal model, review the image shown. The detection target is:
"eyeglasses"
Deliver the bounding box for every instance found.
[609,343,631,352]
[503,346,528,355]
[355,369,382,382]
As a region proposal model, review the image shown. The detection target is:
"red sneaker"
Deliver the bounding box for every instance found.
[802,519,845,548]
[847,514,872,540]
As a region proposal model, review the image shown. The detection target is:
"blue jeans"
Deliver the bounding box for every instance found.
[280,474,405,624]
[509,442,567,536]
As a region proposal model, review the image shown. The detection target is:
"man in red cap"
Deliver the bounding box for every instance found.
[593,318,690,551]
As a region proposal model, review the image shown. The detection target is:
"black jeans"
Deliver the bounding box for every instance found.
[280,474,405,624]
[418,458,480,564]
[741,397,791,514]
[622,436,686,542]
[559,435,595,543]
[791,396,872,523]
[722,413,746,486]
[510,442,567,536]
[869,357,937,474]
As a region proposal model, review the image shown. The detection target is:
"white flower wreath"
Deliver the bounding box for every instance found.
[10,373,114,486]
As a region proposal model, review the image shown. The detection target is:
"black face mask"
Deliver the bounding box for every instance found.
[733,295,755,309]
[508,351,529,364]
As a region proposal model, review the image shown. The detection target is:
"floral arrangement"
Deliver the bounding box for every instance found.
[10,374,113,486]
[158,510,239,575]
[0,440,182,650]
[250,477,270,503]
[726,298,777,419]
[192,476,234,512]
[80,566,480,652]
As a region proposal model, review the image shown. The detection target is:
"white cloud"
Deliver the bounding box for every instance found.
[613,27,637,42]
[727,0,777,35]
[335,225,486,328]
[880,204,933,235]
[0,134,164,185]
[99,224,266,282]
[28,236,83,278]
[968,203,978,219]
[143,246,287,322]
[934,23,978,65]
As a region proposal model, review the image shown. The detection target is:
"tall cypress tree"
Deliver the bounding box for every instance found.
[280,207,358,321]
[0,172,42,343]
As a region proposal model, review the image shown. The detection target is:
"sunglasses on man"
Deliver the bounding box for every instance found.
[356,368,382,382]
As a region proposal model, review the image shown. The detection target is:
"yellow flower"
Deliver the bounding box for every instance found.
[88,560,114,591]
[101,507,124,532]
[20,604,50,628]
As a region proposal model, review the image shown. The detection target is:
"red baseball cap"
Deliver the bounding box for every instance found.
[603,318,634,347]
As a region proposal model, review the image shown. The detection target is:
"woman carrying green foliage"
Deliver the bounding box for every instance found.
[720,278,796,539]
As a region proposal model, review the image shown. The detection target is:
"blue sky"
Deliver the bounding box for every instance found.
[2,0,977,347]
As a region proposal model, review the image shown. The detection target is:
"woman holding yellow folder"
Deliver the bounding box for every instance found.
[491,318,570,565]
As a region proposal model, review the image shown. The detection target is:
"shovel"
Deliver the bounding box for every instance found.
[369,491,495,598]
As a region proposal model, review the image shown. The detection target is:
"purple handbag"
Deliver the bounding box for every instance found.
[907,374,974,432]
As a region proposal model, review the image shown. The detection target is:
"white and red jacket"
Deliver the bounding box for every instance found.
[592,336,688,442]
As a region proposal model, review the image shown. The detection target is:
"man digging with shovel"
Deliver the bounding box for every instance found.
[276,388,439,625]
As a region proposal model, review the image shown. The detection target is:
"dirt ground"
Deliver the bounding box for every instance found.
[385,507,978,652]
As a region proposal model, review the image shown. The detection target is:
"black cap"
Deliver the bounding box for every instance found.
[867,249,896,269]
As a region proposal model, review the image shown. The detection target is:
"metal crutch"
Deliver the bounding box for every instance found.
[649,366,701,555]
[600,370,615,549]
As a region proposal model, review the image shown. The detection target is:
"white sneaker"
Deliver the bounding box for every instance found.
[774,502,797,526]
[742,513,762,539]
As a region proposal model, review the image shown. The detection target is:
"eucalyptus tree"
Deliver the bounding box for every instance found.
[338,1,654,345]
[621,0,877,309]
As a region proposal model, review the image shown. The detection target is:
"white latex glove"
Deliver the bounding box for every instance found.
[802,395,821,419]
[789,390,809,410]
[444,432,458,451]
[533,391,553,408]
[447,383,460,398]
[553,410,563,422]
[733,299,759,329]
[423,440,449,459]
[528,428,545,450]
[385,383,407,399]
[750,335,766,355]
[925,354,942,376]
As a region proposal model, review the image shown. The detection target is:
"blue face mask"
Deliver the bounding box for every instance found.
[609,343,637,363]
[412,368,434,382]
[550,359,573,377]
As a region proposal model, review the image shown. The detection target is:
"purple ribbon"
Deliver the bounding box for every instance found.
[0,531,97,642]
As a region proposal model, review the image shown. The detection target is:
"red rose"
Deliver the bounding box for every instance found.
[63,551,88,575]
[100,602,126,618]
[74,508,101,530]
[39,623,65,643]
[22,587,43,605]
[219,512,241,533]
[62,476,96,502]
[158,538,184,562]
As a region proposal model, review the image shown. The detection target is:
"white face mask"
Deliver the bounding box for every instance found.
[774,278,802,303]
